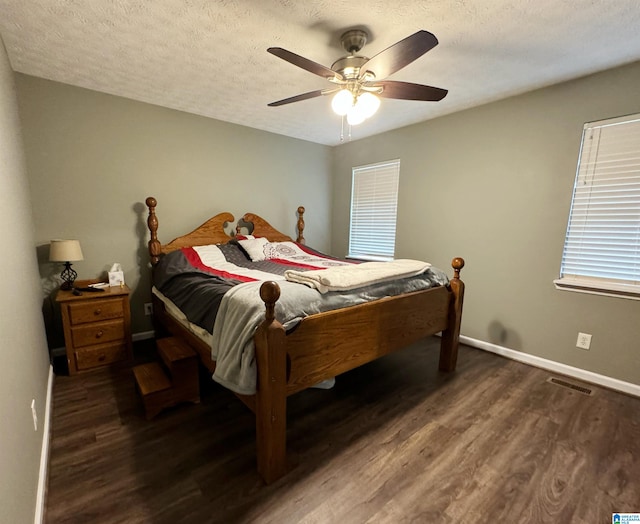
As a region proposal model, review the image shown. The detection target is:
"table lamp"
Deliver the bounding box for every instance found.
[50,239,84,290]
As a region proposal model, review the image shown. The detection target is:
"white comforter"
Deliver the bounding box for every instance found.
[284,259,431,293]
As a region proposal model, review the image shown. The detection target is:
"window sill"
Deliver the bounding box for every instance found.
[553,278,640,301]
[346,254,394,262]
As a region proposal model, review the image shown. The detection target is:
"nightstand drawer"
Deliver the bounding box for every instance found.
[71,320,125,348]
[68,298,124,325]
[75,343,127,370]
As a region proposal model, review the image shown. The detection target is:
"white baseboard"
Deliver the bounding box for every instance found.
[460,335,640,398]
[133,330,155,342]
[34,365,54,524]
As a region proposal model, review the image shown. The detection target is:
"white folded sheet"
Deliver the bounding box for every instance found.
[284,259,431,293]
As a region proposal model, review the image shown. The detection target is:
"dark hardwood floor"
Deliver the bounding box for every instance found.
[45,338,640,523]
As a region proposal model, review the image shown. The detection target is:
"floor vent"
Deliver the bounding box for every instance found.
[547,377,593,396]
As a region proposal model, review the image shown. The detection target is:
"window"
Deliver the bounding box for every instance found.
[555,113,640,299]
[348,159,400,261]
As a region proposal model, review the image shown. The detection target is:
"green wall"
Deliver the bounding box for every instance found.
[16,75,332,336]
[332,61,640,386]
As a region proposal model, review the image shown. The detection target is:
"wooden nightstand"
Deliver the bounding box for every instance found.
[56,281,133,374]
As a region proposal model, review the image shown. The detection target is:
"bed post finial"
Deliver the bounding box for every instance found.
[296,206,305,245]
[260,281,281,324]
[146,196,162,266]
[451,257,465,280]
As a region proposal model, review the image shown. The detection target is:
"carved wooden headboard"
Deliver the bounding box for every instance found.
[145,197,305,266]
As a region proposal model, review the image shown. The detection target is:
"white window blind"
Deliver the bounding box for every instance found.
[348,160,400,260]
[555,113,640,299]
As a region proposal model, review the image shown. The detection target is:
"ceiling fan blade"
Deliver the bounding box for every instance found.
[359,30,438,80]
[268,89,326,107]
[268,47,342,81]
[375,81,448,101]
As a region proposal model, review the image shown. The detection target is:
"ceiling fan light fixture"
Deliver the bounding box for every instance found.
[356,92,380,119]
[344,91,380,126]
[331,89,353,116]
[346,104,366,126]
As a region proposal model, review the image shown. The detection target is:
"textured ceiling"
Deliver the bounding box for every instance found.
[1,1,639,146]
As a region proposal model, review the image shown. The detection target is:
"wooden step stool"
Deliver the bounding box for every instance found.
[133,337,200,420]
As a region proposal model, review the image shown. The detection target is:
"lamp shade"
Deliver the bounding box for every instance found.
[49,240,84,262]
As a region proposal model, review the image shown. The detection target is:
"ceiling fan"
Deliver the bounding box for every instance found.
[267,29,447,126]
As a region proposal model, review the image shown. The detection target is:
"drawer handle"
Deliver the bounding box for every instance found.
[94,308,102,315]
[96,330,104,338]
[98,354,106,362]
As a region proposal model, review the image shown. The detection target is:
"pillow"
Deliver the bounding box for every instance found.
[236,236,270,262]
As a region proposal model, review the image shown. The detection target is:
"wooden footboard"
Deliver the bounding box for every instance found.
[285,285,447,393]
[145,196,465,484]
[252,258,465,483]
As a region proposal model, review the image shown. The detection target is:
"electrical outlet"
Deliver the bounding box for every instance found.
[31,399,38,431]
[576,332,592,350]
[144,303,153,316]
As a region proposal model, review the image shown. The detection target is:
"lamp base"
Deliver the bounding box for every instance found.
[60,262,77,290]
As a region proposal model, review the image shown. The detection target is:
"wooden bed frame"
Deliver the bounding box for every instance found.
[145,196,465,484]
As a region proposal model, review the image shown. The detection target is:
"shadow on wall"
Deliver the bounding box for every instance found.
[36,243,65,351]
[35,200,155,355]
[132,201,154,334]
[488,320,522,351]
[236,217,254,236]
